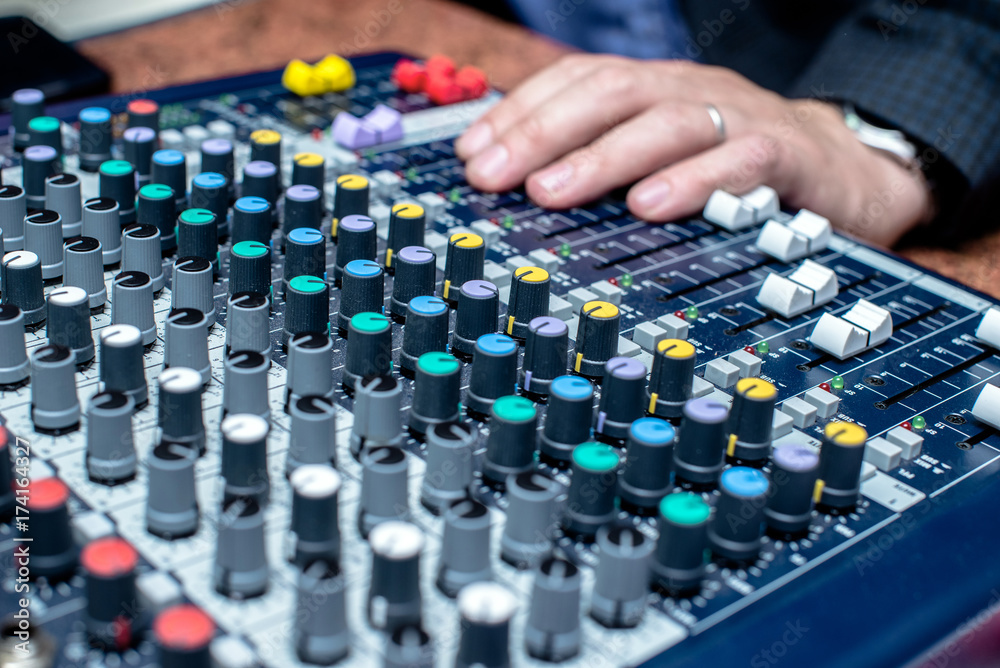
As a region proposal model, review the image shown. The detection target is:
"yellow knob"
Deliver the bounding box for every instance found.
[824,421,867,446]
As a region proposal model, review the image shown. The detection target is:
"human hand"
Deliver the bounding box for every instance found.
[455,54,933,247]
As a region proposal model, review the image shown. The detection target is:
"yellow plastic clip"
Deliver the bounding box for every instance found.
[281,59,327,97]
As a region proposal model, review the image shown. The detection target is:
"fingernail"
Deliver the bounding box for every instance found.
[632,180,672,210]
[457,122,493,157]
[535,163,574,196]
[468,143,509,181]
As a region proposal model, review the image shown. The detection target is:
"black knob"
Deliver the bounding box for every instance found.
[539,375,594,466]
[126,98,159,129]
[1,250,45,326]
[483,395,539,487]
[226,292,271,356]
[455,582,517,668]
[409,352,461,438]
[709,467,770,563]
[291,151,326,190]
[283,227,327,293]
[465,333,517,420]
[12,89,45,150]
[221,413,271,507]
[287,332,334,403]
[289,465,342,568]
[343,312,393,392]
[111,271,156,345]
[232,196,272,245]
[619,418,675,515]
[727,377,778,465]
[573,300,620,379]
[98,160,137,225]
[338,259,384,335]
[82,196,121,265]
[190,173,229,237]
[389,245,437,321]
[200,138,236,186]
[121,223,164,292]
[176,208,219,272]
[81,536,139,650]
[151,149,188,210]
[99,324,148,409]
[766,443,820,539]
[452,279,499,358]
[249,128,282,165]
[331,174,369,241]
[651,492,711,596]
[123,126,156,185]
[594,356,647,445]
[46,286,94,364]
[28,116,62,157]
[520,316,568,399]
[562,442,620,540]
[78,107,113,171]
[506,266,550,340]
[153,605,214,668]
[386,203,426,271]
[23,145,60,210]
[647,338,696,419]
[287,395,338,473]
[816,421,868,513]
[229,241,272,298]
[158,367,206,455]
[241,160,279,213]
[283,184,323,240]
[333,214,377,285]
[283,276,330,347]
[367,520,424,632]
[399,296,449,376]
[442,232,485,305]
[673,397,729,488]
[146,440,200,539]
[25,477,78,579]
[171,256,216,321]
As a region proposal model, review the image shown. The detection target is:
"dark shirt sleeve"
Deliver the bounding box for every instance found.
[787,0,1000,240]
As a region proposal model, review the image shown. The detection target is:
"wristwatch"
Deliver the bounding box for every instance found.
[842,103,920,170]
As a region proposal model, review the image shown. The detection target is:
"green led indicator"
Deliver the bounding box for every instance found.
[559,242,572,258]
[912,415,926,430]
[621,273,634,288]
[406,167,418,181]
[756,341,770,355]
[502,215,515,229]
[572,442,620,473]
[448,188,461,203]
[685,305,699,320]
[831,375,845,391]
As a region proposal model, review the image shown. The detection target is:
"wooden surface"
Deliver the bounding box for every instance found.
[76,0,1000,299]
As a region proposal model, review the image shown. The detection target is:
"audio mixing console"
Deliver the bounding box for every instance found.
[2,51,1000,668]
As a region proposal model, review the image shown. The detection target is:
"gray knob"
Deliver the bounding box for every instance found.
[590,526,654,628]
[82,197,121,266]
[437,498,492,597]
[0,186,26,250]
[359,446,409,538]
[286,332,334,404]
[24,209,64,279]
[350,375,403,460]
[420,422,476,515]
[164,308,211,384]
[99,324,147,409]
[171,257,216,322]
[111,271,156,345]
[455,582,517,668]
[226,292,270,356]
[1,251,45,326]
[122,224,164,293]
[31,344,80,433]
[289,465,341,568]
[45,173,82,238]
[222,350,270,419]
[367,521,424,632]
[146,440,199,539]
[287,395,337,475]
[46,286,94,364]
[63,236,108,309]
[501,471,563,570]
[158,367,206,455]
[214,497,269,599]
[221,414,270,507]
[85,390,137,485]
[385,626,434,668]
[0,305,29,386]
[525,557,581,662]
[295,560,350,666]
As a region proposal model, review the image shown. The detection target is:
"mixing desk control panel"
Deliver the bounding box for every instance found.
[2,52,1000,668]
